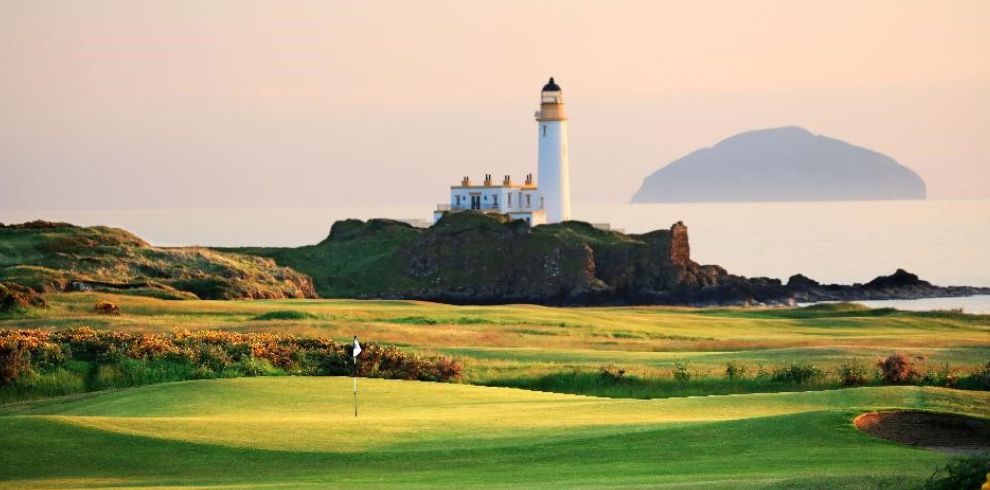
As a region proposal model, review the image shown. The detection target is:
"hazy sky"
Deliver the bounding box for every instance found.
[1,0,987,211]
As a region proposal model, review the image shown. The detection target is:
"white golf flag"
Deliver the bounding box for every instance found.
[353,338,362,358]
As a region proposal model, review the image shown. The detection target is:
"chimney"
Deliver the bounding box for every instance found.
[484,174,492,186]
[461,176,471,186]
[503,174,512,186]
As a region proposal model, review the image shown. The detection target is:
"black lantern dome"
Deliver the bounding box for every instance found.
[541,77,561,92]
[541,77,563,104]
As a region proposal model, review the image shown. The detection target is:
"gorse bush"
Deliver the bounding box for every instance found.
[0,282,47,314]
[0,328,462,401]
[877,353,920,385]
[93,301,120,316]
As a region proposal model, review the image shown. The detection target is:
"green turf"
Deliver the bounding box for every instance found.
[2,377,986,488]
[2,293,988,487]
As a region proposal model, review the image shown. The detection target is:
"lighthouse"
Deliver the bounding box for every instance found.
[535,77,571,223]
[433,77,574,226]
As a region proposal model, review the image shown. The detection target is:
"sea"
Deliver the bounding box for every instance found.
[3,199,989,312]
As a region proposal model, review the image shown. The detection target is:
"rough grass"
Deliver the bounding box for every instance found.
[1,378,987,488]
[0,225,314,300]
[7,294,989,392]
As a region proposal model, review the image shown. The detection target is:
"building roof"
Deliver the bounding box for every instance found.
[541,77,561,92]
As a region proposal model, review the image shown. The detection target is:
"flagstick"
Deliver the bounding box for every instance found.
[353,356,358,417]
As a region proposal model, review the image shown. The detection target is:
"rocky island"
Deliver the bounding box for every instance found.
[632,126,927,203]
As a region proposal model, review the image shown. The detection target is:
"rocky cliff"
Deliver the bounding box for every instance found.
[236,213,988,306]
[236,213,794,305]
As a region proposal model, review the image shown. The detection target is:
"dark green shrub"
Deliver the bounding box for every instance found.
[922,362,958,388]
[673,360,690,382]
[236,357,280,376]
[923,454,990,490]
[956,361,990,390]
[771,363,824,384]
[837,362,869,386]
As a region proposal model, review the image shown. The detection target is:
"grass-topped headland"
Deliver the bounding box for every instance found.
[0,220,315,300]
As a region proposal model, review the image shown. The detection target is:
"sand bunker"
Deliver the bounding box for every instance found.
[854,410,990,453]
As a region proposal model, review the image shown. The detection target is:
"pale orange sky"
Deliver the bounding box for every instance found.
[1,0,987,210]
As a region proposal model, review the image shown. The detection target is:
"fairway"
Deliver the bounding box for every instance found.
[2,377,988,488]
[2,293,989,488]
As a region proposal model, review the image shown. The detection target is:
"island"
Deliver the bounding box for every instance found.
[631,126,927,203]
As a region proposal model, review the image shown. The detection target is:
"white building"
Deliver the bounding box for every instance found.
[434,77,572,226]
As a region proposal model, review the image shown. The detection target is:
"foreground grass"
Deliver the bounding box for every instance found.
[2,377,987,488]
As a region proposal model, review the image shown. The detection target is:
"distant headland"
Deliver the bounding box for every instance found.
[632,126,927,203]
[3,216,985,307]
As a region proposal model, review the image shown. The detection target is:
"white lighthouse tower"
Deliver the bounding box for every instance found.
[535,77,571,223]
[432,77,575,226]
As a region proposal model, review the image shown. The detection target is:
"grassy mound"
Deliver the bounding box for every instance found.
[252,310,319,321]
[0,222,316,300]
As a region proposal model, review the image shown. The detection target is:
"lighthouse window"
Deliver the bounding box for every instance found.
[541,125,546,137]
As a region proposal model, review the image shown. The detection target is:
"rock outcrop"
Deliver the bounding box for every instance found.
[787,268,989,303]
[236,213,784,305]
[240,212,989,306]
